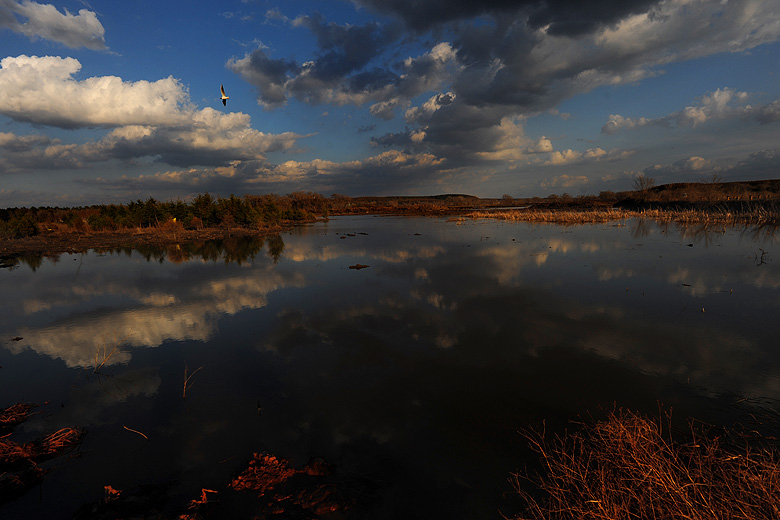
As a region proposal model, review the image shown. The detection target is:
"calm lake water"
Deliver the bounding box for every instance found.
[2,215,779,518]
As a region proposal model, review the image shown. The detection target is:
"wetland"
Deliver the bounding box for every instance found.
[2,214,780,518]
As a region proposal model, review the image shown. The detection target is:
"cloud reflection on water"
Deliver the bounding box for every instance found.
[2,216,780,517]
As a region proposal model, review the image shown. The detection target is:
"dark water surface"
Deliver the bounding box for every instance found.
[2,216,779,518]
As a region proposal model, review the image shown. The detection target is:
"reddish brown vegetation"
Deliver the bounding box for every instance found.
[0,403,36,434]
[0,402,85,505]
[229,453,357,517]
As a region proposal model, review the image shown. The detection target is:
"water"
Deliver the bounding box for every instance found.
[1,216,779,518]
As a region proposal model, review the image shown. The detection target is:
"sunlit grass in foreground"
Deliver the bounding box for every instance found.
[512,408,780,520]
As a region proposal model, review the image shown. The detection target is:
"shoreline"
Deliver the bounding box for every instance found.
[3,203,779,259]
[0,223,293,259]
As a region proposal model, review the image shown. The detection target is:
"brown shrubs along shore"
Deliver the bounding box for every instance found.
[3,182,780,257]
[512,408,780,520]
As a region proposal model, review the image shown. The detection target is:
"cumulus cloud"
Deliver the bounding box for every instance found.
[638,149,780,184]
[603,88,780,134]
[0,130,84,171]
[544,147,632,166]
[222,1,780,179]
[0,55,308,171]
[0,0,107,49]
[644,155,724,179]
[87,149,449,197]
[540,174,590,189]
[228,33,457,113]
[0,55,191,128]
[355,0,658,36]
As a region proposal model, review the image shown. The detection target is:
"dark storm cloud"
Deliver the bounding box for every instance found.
[226,47,299,108]
[229,12,462,111]
[373,92,516,166]
[224,0,780,186]
[230,14,408,107]
[292,13,401,79]
[756,101,780,124]
[356,0,661,36]
[726,149,780,181]
[0,132,83,172]
[642,149,780,184]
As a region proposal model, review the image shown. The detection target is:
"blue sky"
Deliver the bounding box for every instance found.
[1,0,779,206]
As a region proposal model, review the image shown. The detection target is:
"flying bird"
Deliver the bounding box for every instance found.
[220,85,229,106]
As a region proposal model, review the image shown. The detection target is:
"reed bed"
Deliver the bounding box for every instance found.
[469,206,780,227]
[469,208,638,224]
[512,408,780,520]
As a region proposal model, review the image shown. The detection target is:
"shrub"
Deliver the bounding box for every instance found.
[87,213,116,231]
[0,215,39,239]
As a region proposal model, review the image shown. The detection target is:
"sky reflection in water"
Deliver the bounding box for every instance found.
[1,216,779,518]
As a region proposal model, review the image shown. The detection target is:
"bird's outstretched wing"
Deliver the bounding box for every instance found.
[220,85,229,106]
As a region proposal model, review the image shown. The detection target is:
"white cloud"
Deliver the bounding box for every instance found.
[0,0,107,49]
[0,55,308,170]
[0,55,191,128]
[544,147,631,165]
[540,174,590,189]
[89,149,447,196]
[645,155,723,177]
[595,0,780,63]
[603,88,778,134]
[474,117,542,161]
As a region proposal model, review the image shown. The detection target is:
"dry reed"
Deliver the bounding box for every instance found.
[511,408,780,520]
[469,206,780,227]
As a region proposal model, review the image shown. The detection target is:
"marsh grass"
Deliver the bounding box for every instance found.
[469,208,636,224]
[469,205,780,228]
[511,408,780,520]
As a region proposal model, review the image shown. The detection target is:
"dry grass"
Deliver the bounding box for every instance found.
[511,408,780,520]
[469,206,780,227]
[469,208,638,224]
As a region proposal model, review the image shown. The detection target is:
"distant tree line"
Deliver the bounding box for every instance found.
[3,180,780,240]
[0,192,332,239]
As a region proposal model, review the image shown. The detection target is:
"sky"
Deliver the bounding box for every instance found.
[1,0,779,206]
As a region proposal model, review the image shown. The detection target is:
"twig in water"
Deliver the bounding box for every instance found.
[183,362,203,399]
[93,335,125,373]
[123,425,148,441]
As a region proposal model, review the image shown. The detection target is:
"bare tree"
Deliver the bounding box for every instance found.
[633,174,655,193]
